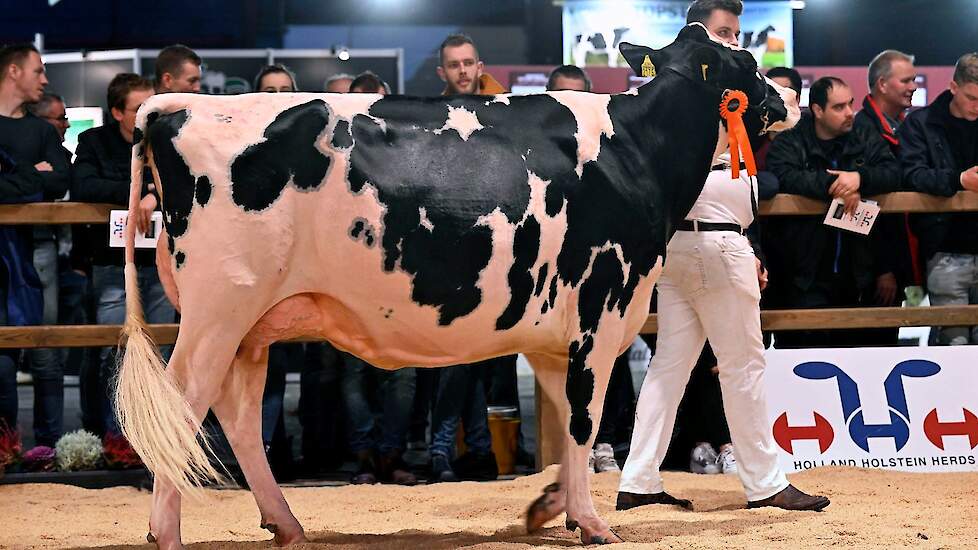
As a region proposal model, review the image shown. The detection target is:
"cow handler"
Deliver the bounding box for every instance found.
[616,0,831,513]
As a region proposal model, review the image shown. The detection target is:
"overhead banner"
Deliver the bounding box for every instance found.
[764,347,978,473]
[563,0,793,69]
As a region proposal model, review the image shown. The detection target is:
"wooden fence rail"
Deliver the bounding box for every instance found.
[2,305,977,349]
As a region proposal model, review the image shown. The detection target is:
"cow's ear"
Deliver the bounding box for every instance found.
[619,42,666,79]
[678,22,712,44]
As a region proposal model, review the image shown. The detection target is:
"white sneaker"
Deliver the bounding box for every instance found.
[690,442,720,474]
[592,443,620,473]
[717,446,738,475]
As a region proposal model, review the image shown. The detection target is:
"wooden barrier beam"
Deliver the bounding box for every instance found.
[640,305,978,334]
[0,193,975,226]
[0,305,977,348]
[0,324,180,348]
[0,202,115,224]
[759,191,978,216]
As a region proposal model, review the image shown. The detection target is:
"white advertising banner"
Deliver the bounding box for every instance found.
[563,0,794,69]
[764,347,978,473]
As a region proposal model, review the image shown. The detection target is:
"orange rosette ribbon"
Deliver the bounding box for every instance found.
[718,89,757,179]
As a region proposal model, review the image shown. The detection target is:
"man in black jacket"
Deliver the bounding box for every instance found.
[899,52,978,345]
[851,50,920,343]
[72,73,173,435]
[0,43,70,446]
[767,76,901,348]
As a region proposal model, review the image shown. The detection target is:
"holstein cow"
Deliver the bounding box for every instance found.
[117,23,797,548]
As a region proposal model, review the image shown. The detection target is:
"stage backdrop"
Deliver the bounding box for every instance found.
[563,0,794,70]
[764,346,978,474]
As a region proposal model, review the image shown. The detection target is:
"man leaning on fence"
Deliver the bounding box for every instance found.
[766,76,902,348]
[852,50,921,343]
[899,52,978,345]
[0,43,70,445]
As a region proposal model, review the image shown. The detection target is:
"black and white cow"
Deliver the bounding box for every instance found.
[116,23,798,548]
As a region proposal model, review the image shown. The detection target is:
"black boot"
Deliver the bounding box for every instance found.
[429,453,458,483]
[453,451,498,481]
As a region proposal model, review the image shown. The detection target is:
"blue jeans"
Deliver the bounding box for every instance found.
[430,363,492,458]
[0,282,18,430]
[927,252,978,345]
[342,355,416,454]
[92,265,175,434]
[30,240,64,446]
[261,343,301,448]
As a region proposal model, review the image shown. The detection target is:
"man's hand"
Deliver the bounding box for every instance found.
[756,255,768,291]
[34,161,52,172]
[827,169,861,197]
[136,194,158,235]
[842,191,861,216]
[961,166,978,192]
[875,272,899,306]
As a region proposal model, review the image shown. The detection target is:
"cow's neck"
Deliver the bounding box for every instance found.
[618,71,723,226]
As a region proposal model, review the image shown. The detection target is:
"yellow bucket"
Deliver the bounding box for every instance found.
[456,406,521,475]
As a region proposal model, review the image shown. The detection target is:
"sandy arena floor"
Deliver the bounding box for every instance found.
[1,467,976,549]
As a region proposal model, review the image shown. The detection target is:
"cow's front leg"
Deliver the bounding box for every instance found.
[562,337,623,544]
[526,351,622,544]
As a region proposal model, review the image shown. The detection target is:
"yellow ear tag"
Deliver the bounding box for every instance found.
[641,55,656,78]
[702,64,709,80]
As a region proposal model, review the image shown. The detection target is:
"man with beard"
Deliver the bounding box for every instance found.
[767,76,901,348]
[425,34,506,484]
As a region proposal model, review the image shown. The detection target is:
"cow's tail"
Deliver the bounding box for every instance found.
[114,110,224,498]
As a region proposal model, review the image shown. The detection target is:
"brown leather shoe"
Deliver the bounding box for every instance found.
[747,484,830,511]
[352,450,378,485]
[378,449,418,486]
[616,491,693,511]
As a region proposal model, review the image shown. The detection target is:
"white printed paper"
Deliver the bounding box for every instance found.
[108,210,163,248]
[822,198,880,235]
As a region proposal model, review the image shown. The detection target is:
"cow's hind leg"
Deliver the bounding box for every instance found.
[145,323,249,549]
[211,345,307,546]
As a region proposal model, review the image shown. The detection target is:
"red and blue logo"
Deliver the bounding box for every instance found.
[773,360,978,455]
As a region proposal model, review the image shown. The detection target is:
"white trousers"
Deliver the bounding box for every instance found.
[618,230,788,501]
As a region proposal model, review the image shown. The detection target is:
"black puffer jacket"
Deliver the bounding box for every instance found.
[898,89,978,260]
[766,112,901,294]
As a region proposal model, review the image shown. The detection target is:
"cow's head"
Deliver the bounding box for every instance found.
[620,23,799,139]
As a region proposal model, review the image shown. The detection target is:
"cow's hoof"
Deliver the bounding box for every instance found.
[260,522,279,534]
[526,482,564,533]
[146,532,157,544]
[566,519,624,544]
[580,528,624,544]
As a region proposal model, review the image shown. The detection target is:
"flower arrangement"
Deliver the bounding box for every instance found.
[21,445,56,472]
[102,432,143,469]
[0,428,146,476]
[54,430,104,471]
[0,423,22,476]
